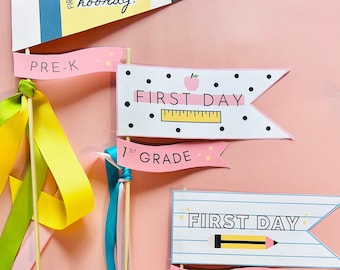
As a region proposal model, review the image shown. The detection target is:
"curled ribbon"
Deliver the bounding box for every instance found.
[104,146,131,270]
[0,79,94,269]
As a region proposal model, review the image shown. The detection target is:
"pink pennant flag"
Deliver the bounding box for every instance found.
[13,47,127,80]
[117,138,229,172]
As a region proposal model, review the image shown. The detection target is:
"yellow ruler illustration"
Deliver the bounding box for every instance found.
[161,109,221,123]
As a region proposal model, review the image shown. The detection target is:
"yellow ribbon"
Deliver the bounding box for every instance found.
[0,94,28,193]
[0,79,94,230]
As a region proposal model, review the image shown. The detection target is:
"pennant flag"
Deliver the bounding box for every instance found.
[11,0,180,51]
[171,190,340,268]
[116,64,291,140]
[13,47,127,79]
[116,138,229,172]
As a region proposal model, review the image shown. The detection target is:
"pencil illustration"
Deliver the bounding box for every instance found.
[214,234,278,250]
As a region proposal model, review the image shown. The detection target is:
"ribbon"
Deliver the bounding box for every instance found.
[104,146,131,270]
[0,79,94,269]
[0,143,47,269]
[12,223,53,270]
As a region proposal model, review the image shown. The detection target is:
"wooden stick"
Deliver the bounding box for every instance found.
[124,48,131,270]
[25,48,41,270]
[124,159,130,270]
[179,188,187,270]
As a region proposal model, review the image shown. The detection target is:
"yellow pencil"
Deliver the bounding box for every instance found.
[214,234,278,250]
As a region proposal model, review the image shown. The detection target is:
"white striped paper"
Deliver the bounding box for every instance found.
[171,190,340,268]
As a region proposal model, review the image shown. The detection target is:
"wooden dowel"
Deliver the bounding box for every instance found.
[26,47,41,270]
[124,48,131,270]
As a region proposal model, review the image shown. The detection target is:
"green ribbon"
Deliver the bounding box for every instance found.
[0,79,94,269]
[0,143,47,270]
[0,80,43,269]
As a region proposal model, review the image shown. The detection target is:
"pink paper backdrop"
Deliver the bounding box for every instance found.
[1,0,340,269]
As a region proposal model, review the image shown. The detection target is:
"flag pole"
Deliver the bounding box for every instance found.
[180,187,186,269]
[124,48,131,270]
[25,48,41,270]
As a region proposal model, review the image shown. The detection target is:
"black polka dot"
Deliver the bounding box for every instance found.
[126,70,131,75]
[266,74,272,79]
[125,101,130,107]
[128,123,134,128]
[146,79,151,84]
[220,126,225,131]
[266,126,271,131]
[166,73,171,78]
[249,87,254,92]
[149,113,154,118]
[234,73,239,78]
[243,116,248,121]
[176,128,181,133]
[214,82,219,87]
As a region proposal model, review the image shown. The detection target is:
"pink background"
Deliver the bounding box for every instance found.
[1,0,340,269]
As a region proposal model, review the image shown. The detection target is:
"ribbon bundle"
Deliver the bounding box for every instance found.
[0,79,94,269]
[104,146,132,270]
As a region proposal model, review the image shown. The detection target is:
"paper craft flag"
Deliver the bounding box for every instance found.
[116,138,229,172]
[13,47,127,79]
[11,0,180,51]
[171,190,340,268]
[117,64,290,140]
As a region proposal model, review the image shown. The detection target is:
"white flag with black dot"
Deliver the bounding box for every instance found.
[117,64,291,140]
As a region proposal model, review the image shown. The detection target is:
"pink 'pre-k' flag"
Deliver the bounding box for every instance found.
[13,47,127,79]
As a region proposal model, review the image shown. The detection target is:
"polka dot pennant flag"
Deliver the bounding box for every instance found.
[116,64,291,140]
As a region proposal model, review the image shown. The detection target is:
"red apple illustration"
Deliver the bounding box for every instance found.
[184,73,199,90]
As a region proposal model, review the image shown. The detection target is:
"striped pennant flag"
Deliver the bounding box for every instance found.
[11,0,180,51]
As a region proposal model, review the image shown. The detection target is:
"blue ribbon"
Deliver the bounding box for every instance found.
[104,146,131,270]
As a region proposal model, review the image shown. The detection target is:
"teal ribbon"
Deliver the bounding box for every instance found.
[104,146,131,270]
